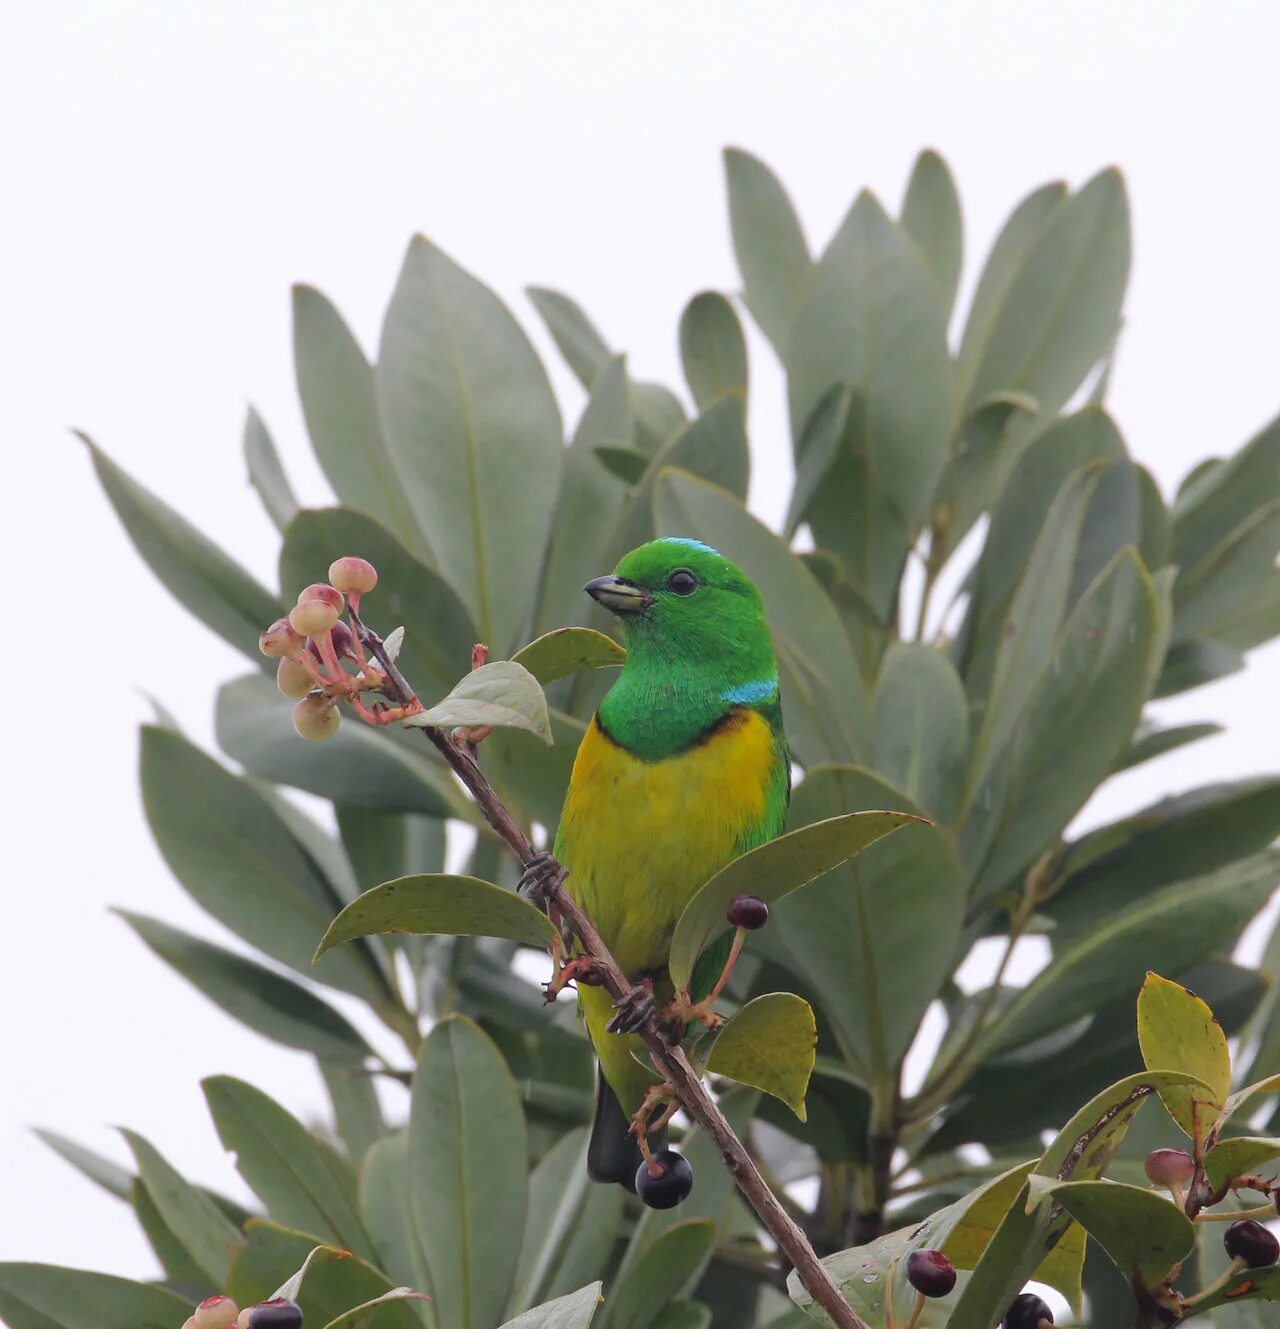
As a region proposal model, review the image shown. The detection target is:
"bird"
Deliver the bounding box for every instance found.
[546,537,790,1188]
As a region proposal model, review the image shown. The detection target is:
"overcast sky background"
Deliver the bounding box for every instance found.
[3,0,1279,1284]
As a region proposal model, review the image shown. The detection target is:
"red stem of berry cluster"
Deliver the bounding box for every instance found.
[347,608,870,1329]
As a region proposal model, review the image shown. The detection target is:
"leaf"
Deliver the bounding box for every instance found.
[1174,501,1280,643]
[723,148,811,354]
[512,628,625,686]
[359,1134,429,1291]
[1204,1137,1280,1191]
[679,292,748,410]
[406,660,552,745]
[320,1061,386,1165]
[322,1288,432,1329]
[648,1305,709,1329]
[83,435,282,663]
[203,1076,377,1260]
[1137,973,1231,1145]
[140,724,396,1004]
[317,874,557,962]
[1182,1265,1280,1316]
[703,993,816,1117]
[500,1283,603,1329]
[606,1222,715,1329]
[410,1015,528,1329]
[1156,637,1245,698]
[1027,1178,1194,1291]
[900,148,963,317]
[0,1264,192,1329]
[117,910,372,1061]
[377,237,563,650]
[484,707,587,833]
[1113,720,1221,773]
[593,446,650,484]
[244,407,299,532]
[653,468,868,764]
[293,284,426,557]
[216,674,466,820]
[668,809,919,990]
[121,1129,244,1286]
[33,1128,134,1202]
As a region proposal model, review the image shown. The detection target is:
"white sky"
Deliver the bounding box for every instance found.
[3,0,1279,1283]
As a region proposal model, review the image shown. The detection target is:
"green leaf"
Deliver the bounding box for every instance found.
[322,1288,432,1329]
[130,1175,213,1288]
[410,1015,528,1329]
[668,809,918,991]
[512,628,625,686]
[293,284,426,558]
[359,1134,430,1292]
[140,724,395,1004]
[593,445,650,485]
[1183,1265,1280,1316]
[484,706,587,833]
[244,407,299,532]
[121,1129,243,1286]
[316,874,557,962]
[0,1265,191,1329]
[1174,501,1280,643]
[1156,637,1245,698]
[377,237,563,650]
[723,148,811,354]
[83,435,282,663]
[1137,972,1231,1145]
[320,1061,386,1165]
[117,910,372,1061]
[33,1128,134,1202]
[500,1283,603,1329]
[679,292,748,411]
[648,1305,710,1329]
[703,993,816,1117]
[606,1222,715,1329]
[203,1076,377,1260]
[900,148,963,317]
[653,468,868,764]
[1113,720,1222,773]
[1205,1137,1280,1191]
[406,660,552,745]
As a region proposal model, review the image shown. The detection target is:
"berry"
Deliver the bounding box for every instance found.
[259,617,302,659]
[277,657,314,699]
[193,1297,239,1329]
[1002,1293,1054,1329]
[906,1249,956,1298]
[1144,1148,1195,1187]
[329,556,378,595]
[297,582,343,612]
[235,1313,255,1329]
[1224,1218,1280,1268]
[249,1301,303,1329]
[293,695,340,742]
[307,620,355,661]
[727,893,769,930]
[635,1149,694,1209]
[290,599,341,637]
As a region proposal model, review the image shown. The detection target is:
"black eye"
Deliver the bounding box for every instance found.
[666,569,698,595]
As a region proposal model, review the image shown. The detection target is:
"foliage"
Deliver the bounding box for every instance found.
[24,147,1280,1329]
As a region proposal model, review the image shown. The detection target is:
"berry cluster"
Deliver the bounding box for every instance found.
[180,1295,302,1329]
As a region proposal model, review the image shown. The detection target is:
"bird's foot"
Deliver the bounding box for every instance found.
[662,995,726,1033]
[518,851,568,906]
[628,1079,681,1169]
[607,977,656,1034]
[543,953,601,1003]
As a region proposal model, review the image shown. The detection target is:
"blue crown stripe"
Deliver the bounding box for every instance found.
[659,536,721,556]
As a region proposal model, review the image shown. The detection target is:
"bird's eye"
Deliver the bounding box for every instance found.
[666,569,698,595]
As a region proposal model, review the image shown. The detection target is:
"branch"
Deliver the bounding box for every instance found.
[349,608,870,1329]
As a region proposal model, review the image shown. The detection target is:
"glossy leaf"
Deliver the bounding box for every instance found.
[1204,1137,1280,1191]
[668,809,919,990]
[377,236,563,650]
[1137,973,1231,1144]
[84,435,282,663]
[410,1015,528,1329]
[679,291,748,410]
[703,993,816,1117]
[501,1283,603,1329]
[406,660,552,745]
[0,1265,191,1329]
[244,406,299,532]
[900,148,963,317]
[605,1221,715,1329]
[512,628,625,686]
[316,874,558,962]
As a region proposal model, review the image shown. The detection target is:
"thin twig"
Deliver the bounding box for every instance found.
[349,607,870,1329]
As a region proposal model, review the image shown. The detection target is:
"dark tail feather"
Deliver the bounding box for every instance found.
[586,1067,667,1189]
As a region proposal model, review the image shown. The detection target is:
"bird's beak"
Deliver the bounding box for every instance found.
[584,575,653,614]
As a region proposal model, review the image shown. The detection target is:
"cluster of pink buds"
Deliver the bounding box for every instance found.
[179,1295,302,1329]
[259,555,425,742]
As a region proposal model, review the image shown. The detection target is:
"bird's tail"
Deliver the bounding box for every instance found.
[587,1066,667,1189]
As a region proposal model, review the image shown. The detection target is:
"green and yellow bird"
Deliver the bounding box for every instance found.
[552,537,790,1186]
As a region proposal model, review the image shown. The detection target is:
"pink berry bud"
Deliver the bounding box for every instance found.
[235,1311,255,1329]
[290,598,341,637]
[277,657,315,698]
[193,1296,240,1329]
[259,617,302,659]
[293,694,341,741]
[1145,1148,1195,1186]
[329,556,378,595]
[307,619,355,661]
[297,582,344,612]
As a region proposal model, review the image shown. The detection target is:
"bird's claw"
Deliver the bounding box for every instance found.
[518,851,567,906]
[608,978,656,1034]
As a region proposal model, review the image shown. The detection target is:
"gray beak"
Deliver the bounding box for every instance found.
[584,575,653,614]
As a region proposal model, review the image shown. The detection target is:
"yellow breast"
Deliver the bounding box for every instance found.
[556,708,778,976]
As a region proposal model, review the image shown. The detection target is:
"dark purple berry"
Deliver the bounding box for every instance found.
[1002,1292,1054,1329]
[635,1149,693,1209]
[1224,1218,1280,1268]
[727,894,769,930]
[249,1300,303,1329]
[1144,1148,1195,1186]
[906,1248,956,1298]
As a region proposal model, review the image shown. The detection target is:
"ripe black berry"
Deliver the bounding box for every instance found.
[249,1300,303,1329]
[1144,1148,1195,1186]
[635,1149,694,1209]
[1002,1292,1054,1328]
[1224,1218,1280,1268]
[727,894,769,930]
[906,1248,956,1298]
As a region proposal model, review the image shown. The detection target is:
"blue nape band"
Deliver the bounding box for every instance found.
[722,678,778,705]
